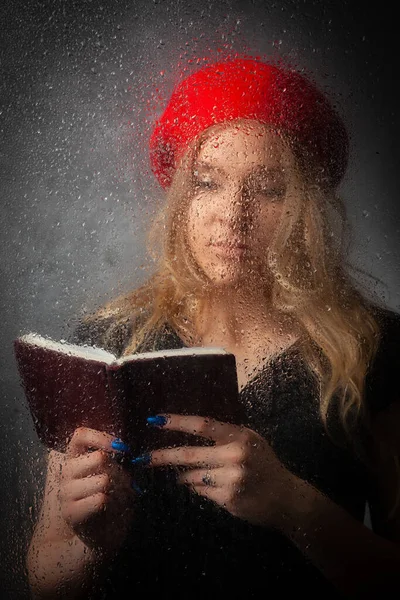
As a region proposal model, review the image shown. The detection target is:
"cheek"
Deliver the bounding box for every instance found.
[269,203,284,226]
[187,200,209,237]
[253,204,283,237]
[186,201,210,253]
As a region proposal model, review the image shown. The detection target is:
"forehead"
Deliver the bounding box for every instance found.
[196,120,291,173]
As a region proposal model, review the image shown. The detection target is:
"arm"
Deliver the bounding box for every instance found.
[275,471,400,598]
[26,449,116,600]
[26,318,138,599]
[145,412,400,597]
[275,403,400,598]
[27,537,106,600]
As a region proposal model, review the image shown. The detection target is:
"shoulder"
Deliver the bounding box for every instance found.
[369,302,400,339]
[365,303,400,415]
[360,304,400,539]
[68,310,184,357]
[134,321,185,353]
[68,314,135,357]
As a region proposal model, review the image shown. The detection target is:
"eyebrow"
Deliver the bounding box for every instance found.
[195,162,284,177]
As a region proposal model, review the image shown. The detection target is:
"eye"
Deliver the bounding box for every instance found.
[255,187,285,199]
[193,178,218,191]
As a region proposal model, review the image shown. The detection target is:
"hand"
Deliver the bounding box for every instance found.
[142,414,292,528]
[59,427,136,554]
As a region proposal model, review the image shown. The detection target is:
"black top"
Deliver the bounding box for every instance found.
[69,304,400,599]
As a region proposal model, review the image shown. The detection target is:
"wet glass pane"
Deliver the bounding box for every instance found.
[2,1,399,597]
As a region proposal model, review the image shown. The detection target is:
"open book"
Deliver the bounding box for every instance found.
[14,333,245,454]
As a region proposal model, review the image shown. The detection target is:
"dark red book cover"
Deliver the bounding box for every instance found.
[14,337,123,452]
[114,352,246,456]
[14,336,246,455]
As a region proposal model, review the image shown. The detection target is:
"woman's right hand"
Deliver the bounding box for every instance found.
[59,426,136,555]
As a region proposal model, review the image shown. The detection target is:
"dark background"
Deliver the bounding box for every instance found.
[1,0,399,596]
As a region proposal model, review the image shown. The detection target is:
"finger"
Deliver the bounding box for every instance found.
[149,444,231,468]
[62,473,111,502]
[148,437,252,468]
[64,450,114,480]
[154,414,244,445]
[64,493,107,527]
[66,427,117,458]
[177,468,222,488]
[177,466,241,488]
[184,482,225,505]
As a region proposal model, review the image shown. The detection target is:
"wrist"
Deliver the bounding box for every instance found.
[272,470,317,536]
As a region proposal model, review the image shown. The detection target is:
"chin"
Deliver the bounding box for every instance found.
[208,265,274,291]
[195,254,269,289]
[203,265,248,288]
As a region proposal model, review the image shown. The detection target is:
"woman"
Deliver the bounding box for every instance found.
[26,57,400,599]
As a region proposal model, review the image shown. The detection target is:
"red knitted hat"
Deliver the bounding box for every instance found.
[149,57,348,190]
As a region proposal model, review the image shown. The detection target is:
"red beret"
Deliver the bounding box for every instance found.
[149,57,348,190]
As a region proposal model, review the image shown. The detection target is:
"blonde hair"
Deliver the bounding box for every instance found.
[86,120,397,516]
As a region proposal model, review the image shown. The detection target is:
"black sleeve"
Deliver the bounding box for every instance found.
[68,315,134,357]
[364,306,400,416]
[362,306,400,537]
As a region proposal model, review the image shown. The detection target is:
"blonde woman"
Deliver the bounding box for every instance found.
[26,57,400,599]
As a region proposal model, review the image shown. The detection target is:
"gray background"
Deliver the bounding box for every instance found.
[1,0,399,596]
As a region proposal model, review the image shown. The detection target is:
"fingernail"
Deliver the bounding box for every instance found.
[130,453,151,466]
[111,438,131,453]
[131,480,144,495]
[147,415,168,427]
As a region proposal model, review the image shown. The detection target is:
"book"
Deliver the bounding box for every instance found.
[14,333,246,456]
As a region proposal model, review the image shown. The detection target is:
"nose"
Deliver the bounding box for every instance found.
[215,184,252,232]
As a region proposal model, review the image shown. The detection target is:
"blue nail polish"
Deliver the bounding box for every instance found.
[111,439,131,453]
[130,453,151,466]
[147,415,168,427]
[131,480,144,495]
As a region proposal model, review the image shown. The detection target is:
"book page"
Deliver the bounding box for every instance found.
[19,333,116,363]
[115,346,228,366]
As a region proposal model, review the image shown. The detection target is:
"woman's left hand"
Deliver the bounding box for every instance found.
[143,414,293,528]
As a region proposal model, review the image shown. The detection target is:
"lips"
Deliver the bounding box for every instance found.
[210,241,247,249]
[210,242,248,259]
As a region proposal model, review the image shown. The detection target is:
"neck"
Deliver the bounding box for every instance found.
[194,282,295,347]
